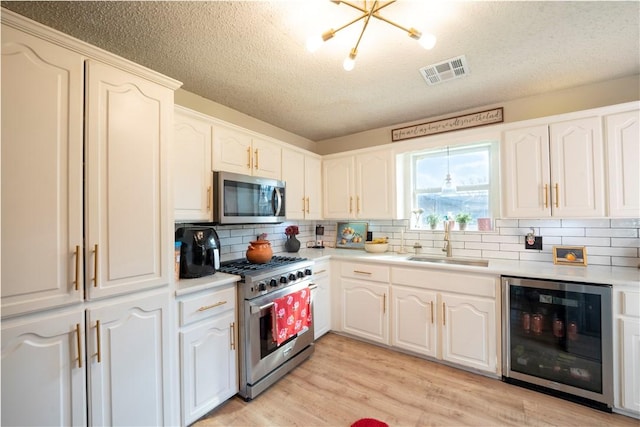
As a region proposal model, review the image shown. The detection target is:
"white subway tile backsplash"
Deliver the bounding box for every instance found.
[611,237,640,248]
[540,227,585,237]
[611,218,640,228]
[587,228,638,238]
[561,237,611,246]
[561,219,611,228]
[204,216,640,266]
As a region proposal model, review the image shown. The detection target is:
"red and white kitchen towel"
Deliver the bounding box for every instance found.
[272,287,311,346]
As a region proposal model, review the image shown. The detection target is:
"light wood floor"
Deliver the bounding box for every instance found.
[195,333,638,427]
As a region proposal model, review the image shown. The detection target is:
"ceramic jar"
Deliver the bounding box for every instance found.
[284,235,301,252]
[246,240,273,264]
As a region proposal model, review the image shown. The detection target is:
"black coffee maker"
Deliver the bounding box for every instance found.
[175,226,221,278]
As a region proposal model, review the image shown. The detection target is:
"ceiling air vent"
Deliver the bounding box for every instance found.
[419,55,469,86]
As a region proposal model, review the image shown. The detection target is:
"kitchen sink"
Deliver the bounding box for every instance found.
[407,256,489,267]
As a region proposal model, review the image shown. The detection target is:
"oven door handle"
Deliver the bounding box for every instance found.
[250,301,274,315]
[309,284,318,291]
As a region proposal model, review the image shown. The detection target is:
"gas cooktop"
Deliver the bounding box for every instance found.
[219,256,308,276]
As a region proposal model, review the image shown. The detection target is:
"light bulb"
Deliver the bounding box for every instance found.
[419,33,436,50]
[343,56,355,71]
[306,35,323,53]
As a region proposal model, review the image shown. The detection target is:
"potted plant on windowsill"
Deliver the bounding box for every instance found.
[455,213,472,231]
[426,213,440,230]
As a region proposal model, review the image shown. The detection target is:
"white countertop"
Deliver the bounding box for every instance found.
[297,248,640,288]
[175,272,240,297]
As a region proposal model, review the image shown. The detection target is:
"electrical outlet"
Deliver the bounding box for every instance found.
[525,236,543,250]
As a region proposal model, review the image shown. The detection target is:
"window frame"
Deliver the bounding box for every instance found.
[402,139,500,231]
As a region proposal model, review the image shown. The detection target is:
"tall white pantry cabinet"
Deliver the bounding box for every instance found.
[1,10,181,427]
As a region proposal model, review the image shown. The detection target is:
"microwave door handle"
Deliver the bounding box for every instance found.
[272,188,282,216]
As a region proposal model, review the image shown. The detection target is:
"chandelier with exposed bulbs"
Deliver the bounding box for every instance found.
[306,0,436,71]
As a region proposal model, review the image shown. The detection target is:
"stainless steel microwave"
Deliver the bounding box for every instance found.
[213,171,286,224]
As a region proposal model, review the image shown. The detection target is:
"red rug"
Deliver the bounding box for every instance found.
[351,418,389,427]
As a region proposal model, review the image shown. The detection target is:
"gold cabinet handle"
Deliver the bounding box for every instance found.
[230,322,235,350]
[95,320,102,363]
[196,300,227,312]
[382,293,386,314]
[207,186,211,211]
[430,301,434,324]
[254,149,259,169]
[357,196,361,214]
[353,270,372,275]
[302,197,306,213]
[349,196,353,214]
[75,323,82,368]
[315,269,327,274]
[442,302,446,326]
[247,147,252,169]
[92,244,98,287]
[73,245,81,291]
[544,184,549,208]
[306,197,310,213]
[554,183,559,208]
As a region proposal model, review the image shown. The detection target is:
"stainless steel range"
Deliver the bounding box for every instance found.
[218,256,315,400]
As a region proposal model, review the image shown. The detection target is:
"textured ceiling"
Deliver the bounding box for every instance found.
[2,1,639,142]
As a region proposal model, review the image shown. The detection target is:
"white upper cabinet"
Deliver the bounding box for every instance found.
[503,116,605,217]
[85,60,173,300]
[282,148,322,220]
[173,107,213,222]
[323,148,395,219]
[212,124,281,179]
[605,109,640,217]
[1,25,85,316]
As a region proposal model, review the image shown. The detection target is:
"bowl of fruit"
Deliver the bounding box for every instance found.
[341,226,355,240]
[364,237,389,253]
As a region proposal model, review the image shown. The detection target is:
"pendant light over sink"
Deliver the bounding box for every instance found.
[306,0,436,71]
[441,146,457,195]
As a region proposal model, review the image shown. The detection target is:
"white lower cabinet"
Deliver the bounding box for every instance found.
[340,263,390,344]
[440,292,497,372]
[614,289,640,417]
[312,260,331,339]
[86,291,172,426]
[177,284,238,426]
[1,290,172,427]
[1,308,87,427]
[391,286,437,358]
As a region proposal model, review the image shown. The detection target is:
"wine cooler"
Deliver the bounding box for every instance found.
[502,276,613,410]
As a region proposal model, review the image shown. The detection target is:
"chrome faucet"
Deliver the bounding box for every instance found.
[442,221,453,257]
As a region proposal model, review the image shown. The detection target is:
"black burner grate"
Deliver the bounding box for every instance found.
[218,256,307,277]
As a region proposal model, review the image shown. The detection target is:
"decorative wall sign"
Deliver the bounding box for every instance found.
[391,107,504,142]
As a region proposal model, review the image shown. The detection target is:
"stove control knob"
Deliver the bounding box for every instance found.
[280,276,288,284]
[269,279,278,288]
[297,271,304,279]
[258,282,267,292]
[288,273,297,282]
[304,269,312,276]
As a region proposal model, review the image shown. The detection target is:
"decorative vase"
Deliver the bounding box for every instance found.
[246,240,273,264]
[459,222,467,231]
[284,235,301,253]
[429,223,437,230]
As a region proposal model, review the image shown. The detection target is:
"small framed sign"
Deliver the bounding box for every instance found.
[336,222,368,249]
[553,246,587,266]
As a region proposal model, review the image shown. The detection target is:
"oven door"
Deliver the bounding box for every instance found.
[244,280,314,385]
